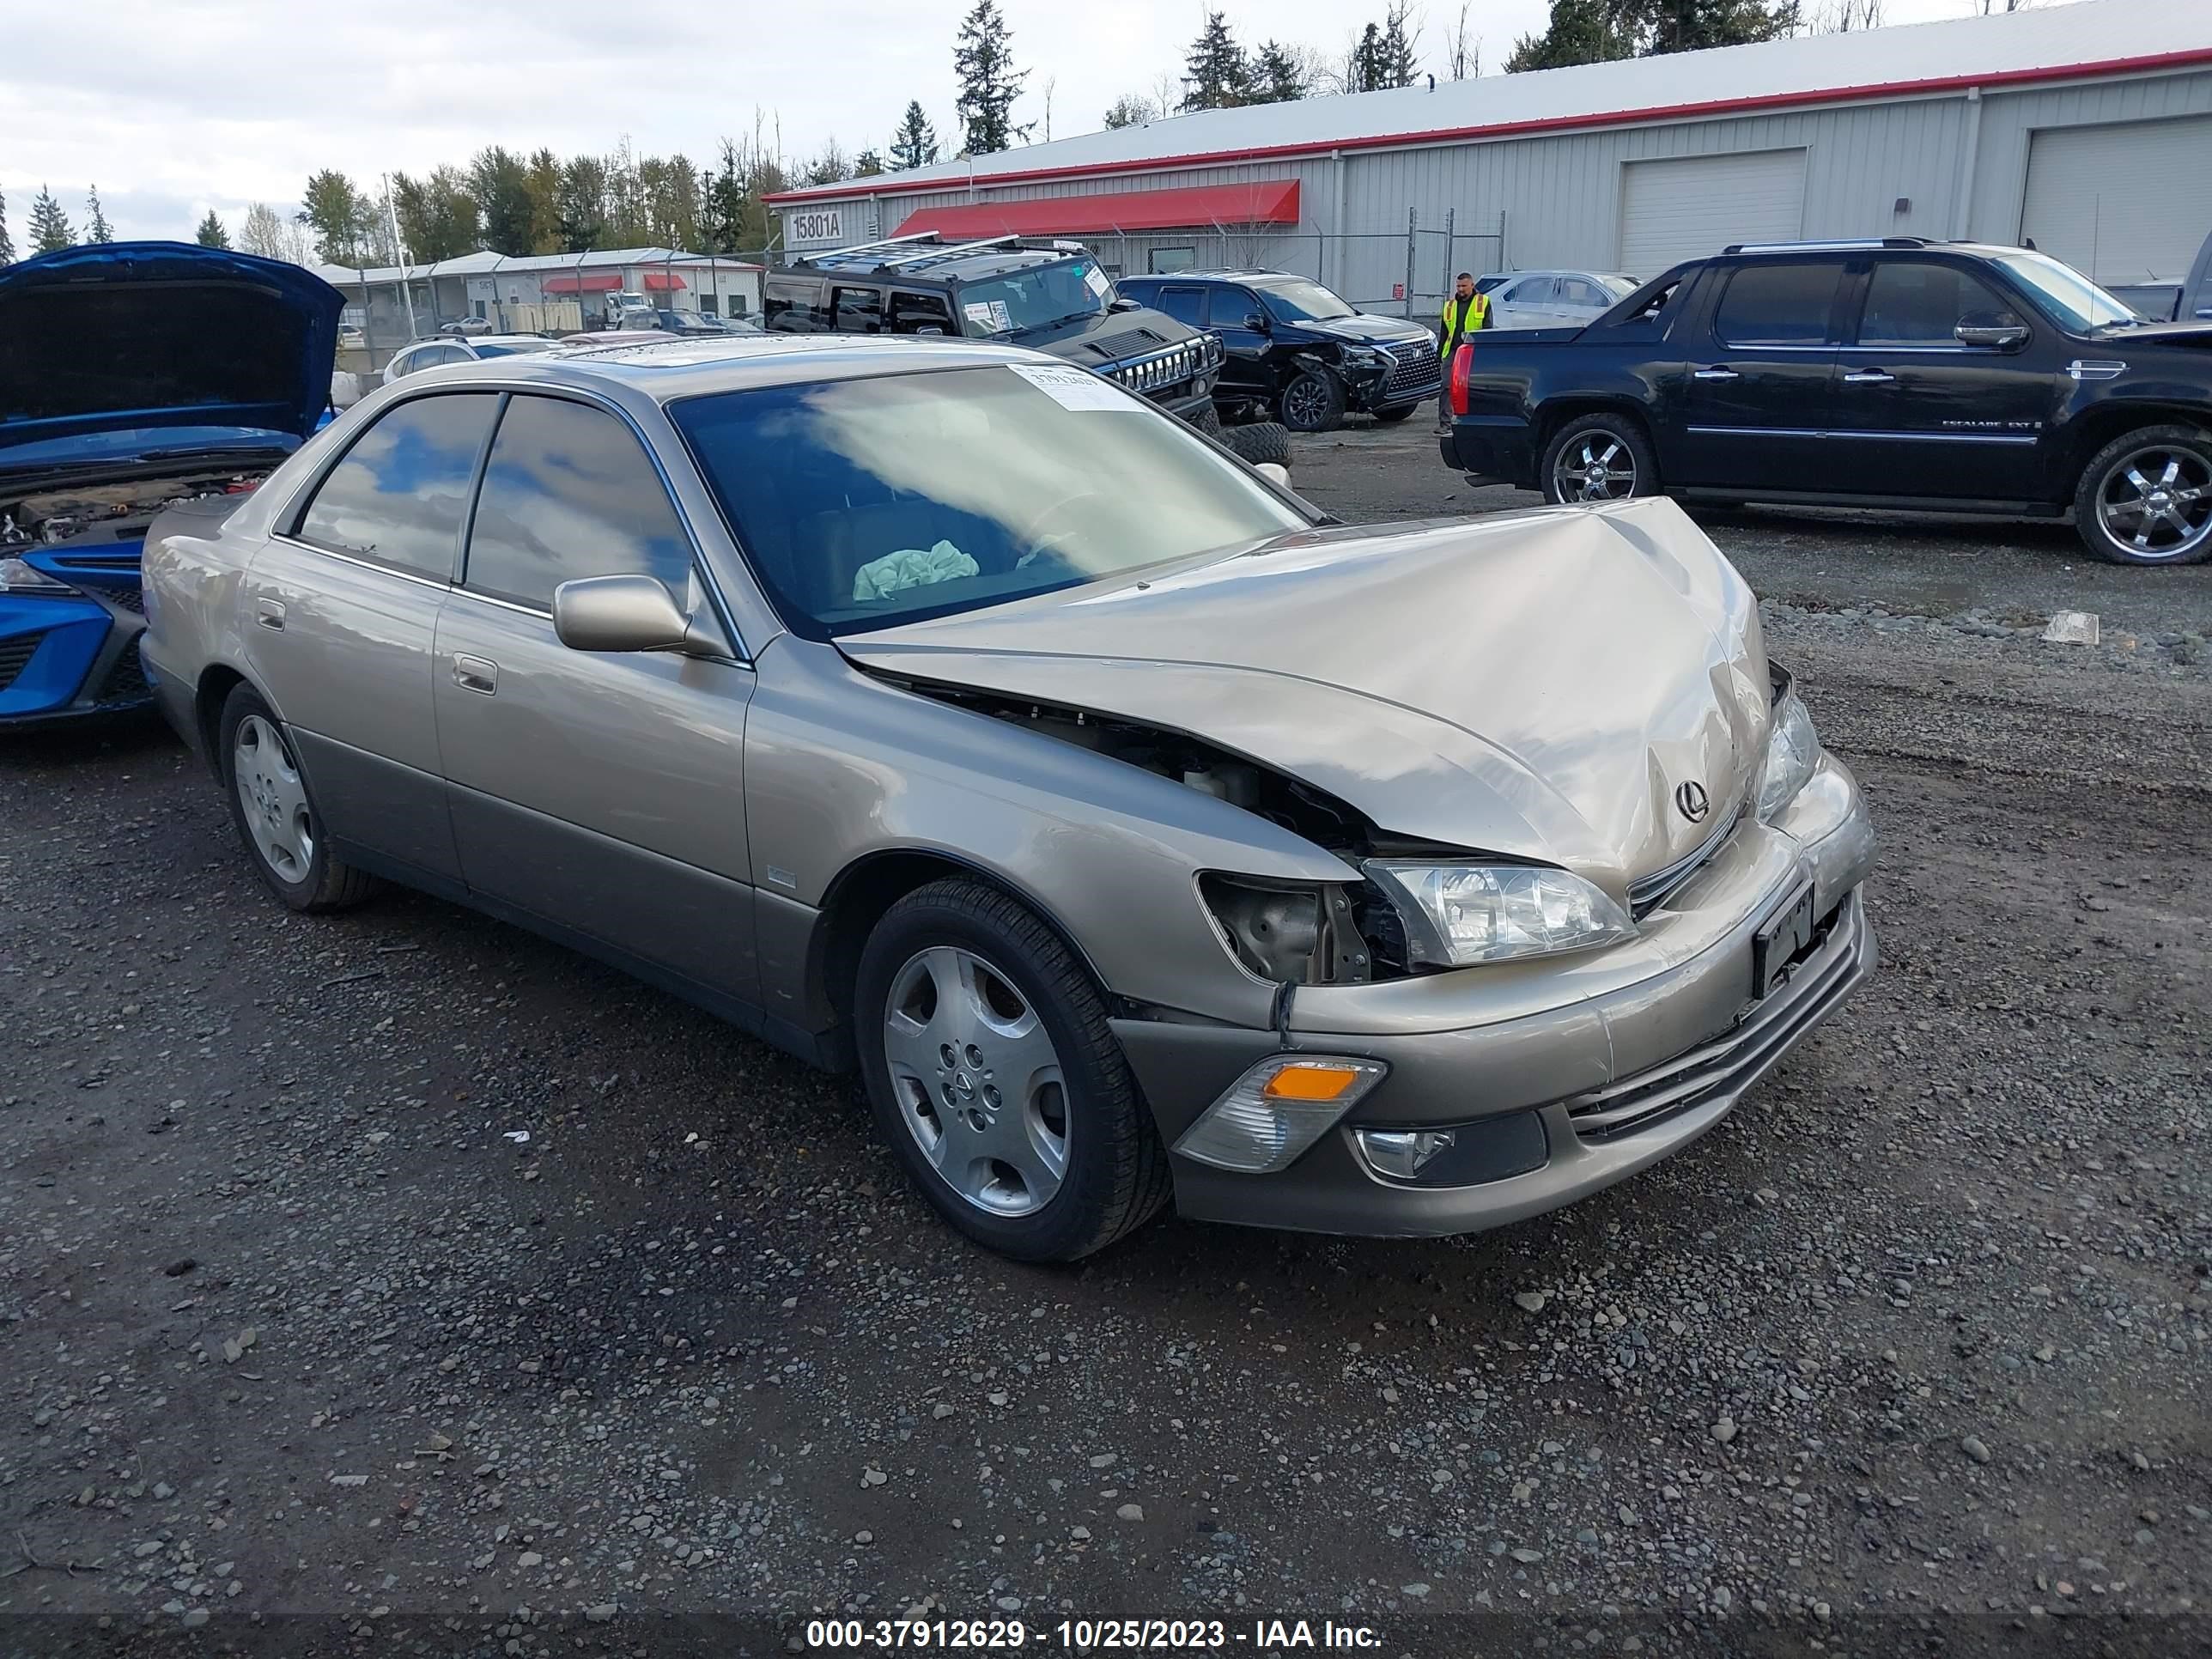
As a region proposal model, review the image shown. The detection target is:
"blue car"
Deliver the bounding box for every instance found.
[1,242,341,728]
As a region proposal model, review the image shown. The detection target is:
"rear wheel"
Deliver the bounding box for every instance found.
[2073,425,2212,565]
[1224,422,1291,468]
[854,879,1170,1261]
[1540,414,1659,505]
[219,685,377,913]
[1279,369,1346,433]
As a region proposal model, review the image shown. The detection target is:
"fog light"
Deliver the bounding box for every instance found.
[1173,1055,1387,1174]
[1355,1127,1456,1180]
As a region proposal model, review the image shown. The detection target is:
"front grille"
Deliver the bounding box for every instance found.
[1107,333,1224,401]
[90,645,151,706]
[0,630,46,691]
[1382,338,1442,399]
[88,583,145,615]
[1627,794,1747,917]
[1565,895,1865,1142]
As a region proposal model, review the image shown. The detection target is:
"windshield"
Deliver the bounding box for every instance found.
[1599,274,1641,298]
[1988,250,2138,331]
[953,258,1109,337]
[1257,279,1356,323]
[670,364,1308,639]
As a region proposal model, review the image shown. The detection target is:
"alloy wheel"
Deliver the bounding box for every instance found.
[882,945,1069,1217]
[1282,378,1332,430]
[1553,434,1638,502]
[2096,446,2212,562]
[233,714,315,882]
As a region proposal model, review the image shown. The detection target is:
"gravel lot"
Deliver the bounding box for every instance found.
[3,422,2208,1658]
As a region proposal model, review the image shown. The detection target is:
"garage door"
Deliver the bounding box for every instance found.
[2021,116,2212,284]
[1619,149,1806,277]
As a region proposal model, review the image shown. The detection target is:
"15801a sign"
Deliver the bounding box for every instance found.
[788,209,845,245]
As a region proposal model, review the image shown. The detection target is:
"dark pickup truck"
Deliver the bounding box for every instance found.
[1440,237,2212,565]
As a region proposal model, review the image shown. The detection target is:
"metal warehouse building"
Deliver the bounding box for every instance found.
[769,0,2212,317]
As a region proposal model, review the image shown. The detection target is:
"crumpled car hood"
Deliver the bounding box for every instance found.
[838,497,1773,900]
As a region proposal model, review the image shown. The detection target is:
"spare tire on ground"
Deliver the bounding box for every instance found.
[1224,422,1291,468]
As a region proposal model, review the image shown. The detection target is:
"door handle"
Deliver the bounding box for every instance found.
[1691,367,1740,381]
[255,598,286,631]
[1842,368,1895,384]
[452,653,498,696]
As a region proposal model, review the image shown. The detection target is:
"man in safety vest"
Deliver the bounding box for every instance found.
[1436,271,1489,429]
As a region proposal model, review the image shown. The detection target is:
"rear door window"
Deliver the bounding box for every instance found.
[1714,263,1846,346]
[1152,285,1207,326]
[832,285,885,333]
[1504,277,1558,307]
[294,392,500,580]
[462,395,694,611]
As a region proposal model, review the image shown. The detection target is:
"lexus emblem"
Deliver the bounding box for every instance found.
[1674,781,1711,823]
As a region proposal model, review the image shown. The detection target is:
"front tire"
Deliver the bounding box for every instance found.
[1279,369,1346,433]
[219,685,377,914]
[854,878,1170,1262]
[1540,413,1660,505]
[2073,424,2212,565]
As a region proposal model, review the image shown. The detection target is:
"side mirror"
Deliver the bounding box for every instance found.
[1954,319,2029,349]
[553,574,721,656]
[1243,312,1271,332]
[1255,461,1290,487]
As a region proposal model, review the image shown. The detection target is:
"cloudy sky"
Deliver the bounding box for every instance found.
[5,0,2035,244]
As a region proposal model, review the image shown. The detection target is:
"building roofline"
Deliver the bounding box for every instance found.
[765,45,2212,206]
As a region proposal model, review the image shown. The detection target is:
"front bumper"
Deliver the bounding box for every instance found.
[1113,757,1878,1237]
[0,587,153,728]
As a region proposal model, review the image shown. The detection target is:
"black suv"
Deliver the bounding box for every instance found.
[764,235,1224,426]
[1438,237,2212,566]
[1115,270,1442,432]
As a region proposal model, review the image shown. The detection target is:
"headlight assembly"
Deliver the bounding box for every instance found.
[1363,860,1635,968]
[1756,692,1821,823]
[0,555,79,596]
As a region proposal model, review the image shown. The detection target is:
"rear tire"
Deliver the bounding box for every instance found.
[854,879,1170,1262]
[1540,413,1660,505]
[1224,422,1291,468]
[1279,369,1346,433]
[218,685,378,914]
[2073,424,2212,565]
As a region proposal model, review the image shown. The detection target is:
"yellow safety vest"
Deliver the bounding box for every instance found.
[1440,291,1490,356]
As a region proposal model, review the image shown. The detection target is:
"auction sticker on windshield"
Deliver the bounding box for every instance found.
[1011,362,1139,412]
[1080,263,1111,298]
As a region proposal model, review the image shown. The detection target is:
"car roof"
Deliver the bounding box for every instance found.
[423,331,1058,400]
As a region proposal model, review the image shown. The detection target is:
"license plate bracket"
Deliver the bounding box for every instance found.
[1751,882,1818,1000]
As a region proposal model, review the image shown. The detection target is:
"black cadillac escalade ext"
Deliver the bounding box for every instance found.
[1439,237,2212,565]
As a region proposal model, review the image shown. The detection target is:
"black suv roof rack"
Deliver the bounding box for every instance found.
[782,230,1088,278]
[1722,237,1941,254]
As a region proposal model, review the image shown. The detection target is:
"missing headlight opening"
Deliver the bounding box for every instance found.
[908,682,1421,981]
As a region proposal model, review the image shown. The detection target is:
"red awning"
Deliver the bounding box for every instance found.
[895,180,1300,240]
[541,272,622,294]
[641,271,687,291]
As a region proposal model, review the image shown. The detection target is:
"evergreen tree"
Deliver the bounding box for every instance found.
[1248,41,1309,104]
[84,185,113,243]
[1643,0,1797,52]
[703,143,745,253]
[1182,11,1250,111]
[1379,3,1420,87]
[1350,23,1389,92]
[1507,0,1636,68]
[854,149,886,178]
[29,186,74,253]
[556,156,611,252]
[889,100,940,169]
[953,0,1030,156]
[195,210,228,248]
[1506,0,1790,69]
[0,191,14,266]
